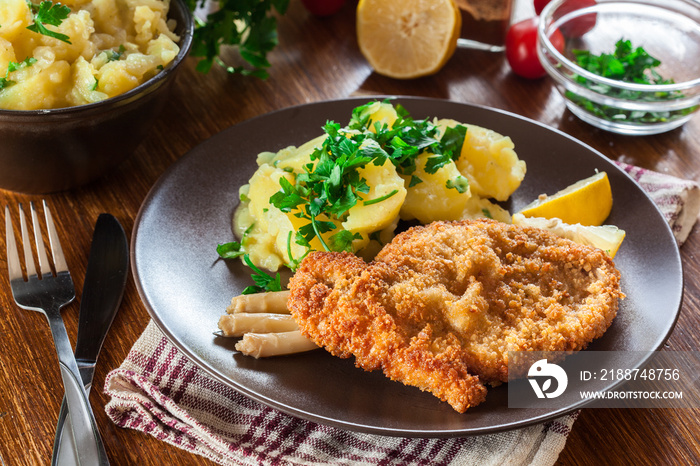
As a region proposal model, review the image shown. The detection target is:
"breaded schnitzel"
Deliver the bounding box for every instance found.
[288,219,623,412]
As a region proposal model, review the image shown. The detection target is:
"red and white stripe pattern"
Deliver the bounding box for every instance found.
[105,321,578,465]
[614,161,700,245]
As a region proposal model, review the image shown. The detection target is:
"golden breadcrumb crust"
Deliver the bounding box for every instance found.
[288,219,623,413]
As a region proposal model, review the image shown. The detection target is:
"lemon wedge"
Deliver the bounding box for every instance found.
[518,171,613,226]
[512,213,626,258]
[356,0,462,79]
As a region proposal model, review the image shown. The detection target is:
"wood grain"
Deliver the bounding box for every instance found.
[1,1,698,464]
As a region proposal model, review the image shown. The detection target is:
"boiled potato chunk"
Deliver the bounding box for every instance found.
[437,119,526,202]
[58,10,97,59]
[343,158,406,235]
[268,134,326,174]
[0,61,71,110]
[360,100,399,132]
[239,164,303,271]
[0,38,18,73]
[0,0,180,110]
[232,193,282,272]
[400,154,471,224]
[69,56,107,105]
[0,0,31,43]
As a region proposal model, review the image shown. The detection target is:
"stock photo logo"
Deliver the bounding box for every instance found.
[527,359,568,399]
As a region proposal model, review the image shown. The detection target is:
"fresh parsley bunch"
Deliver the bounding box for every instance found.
[567,39,695,123]
[185,0,290,78]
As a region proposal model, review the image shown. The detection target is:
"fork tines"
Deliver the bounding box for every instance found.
[5,200,67,282]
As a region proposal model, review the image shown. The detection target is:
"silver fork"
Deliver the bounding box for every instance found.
[5,201,109,466]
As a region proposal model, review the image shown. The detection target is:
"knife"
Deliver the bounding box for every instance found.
[51,214,129,466]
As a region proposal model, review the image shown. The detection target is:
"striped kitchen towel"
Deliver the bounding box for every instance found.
[614,161,700,245]
[104,320,577,466]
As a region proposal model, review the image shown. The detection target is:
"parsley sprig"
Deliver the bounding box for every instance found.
[241,255,283,294]
[216,241,245,259]
[566,39,696,123]
[27,1,72,44]
[185,0,289,78]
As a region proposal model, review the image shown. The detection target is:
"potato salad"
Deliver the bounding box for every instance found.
[229,101,526,272]
[0,0,180,110]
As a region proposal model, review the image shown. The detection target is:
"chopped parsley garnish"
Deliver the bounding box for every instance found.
[363,189,399,206]
[27,1,72,44]
[285,230,308,270]
[0,57,37,90]
[186,0,289,78]
[566,39,696,123]
[217,246,282,294]
[446,175,469,193]
[241,255,283,294]
[267,102,467,255]
[103,45,126,62]
[219,101,469,293]
[216,241,245,259]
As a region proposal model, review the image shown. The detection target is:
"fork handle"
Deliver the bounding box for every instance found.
[47,311,110,466]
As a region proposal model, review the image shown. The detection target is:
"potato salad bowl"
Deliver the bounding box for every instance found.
[0,0,194,194]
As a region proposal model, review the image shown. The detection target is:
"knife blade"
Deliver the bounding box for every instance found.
[51,213,129,466]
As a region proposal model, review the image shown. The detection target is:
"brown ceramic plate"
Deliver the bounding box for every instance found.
[132,97,683,436]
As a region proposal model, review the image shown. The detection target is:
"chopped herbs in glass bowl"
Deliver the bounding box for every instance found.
[537,0,700,135]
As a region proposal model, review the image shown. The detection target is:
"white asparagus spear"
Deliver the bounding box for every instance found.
[227,290,291,314]
[218,312,299,337]
[235,330,318,358]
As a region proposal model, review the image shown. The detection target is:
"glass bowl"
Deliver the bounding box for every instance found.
[538,0,700,135]
[0,0,194,194]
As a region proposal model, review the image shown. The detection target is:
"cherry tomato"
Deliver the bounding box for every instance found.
[533,0,598,37]
[505,18,564,79]
[300,0,347,16]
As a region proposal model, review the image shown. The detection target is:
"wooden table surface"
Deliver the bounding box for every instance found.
[1,1,699,464]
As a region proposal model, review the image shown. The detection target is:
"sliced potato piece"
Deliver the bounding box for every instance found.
[240,164,302,270]
[343,157,406,236]
[437,119,526,202]
[400,155,471,224]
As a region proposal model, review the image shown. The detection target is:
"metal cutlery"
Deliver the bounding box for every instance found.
[4,201,109,466]
[51,213,129,465]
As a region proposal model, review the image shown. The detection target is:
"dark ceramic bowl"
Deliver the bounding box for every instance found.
[0,0,194,194]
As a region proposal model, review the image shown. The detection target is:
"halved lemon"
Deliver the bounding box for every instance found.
[512,213,626,258]
[518,171,613,227]
[356,0,462,79]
